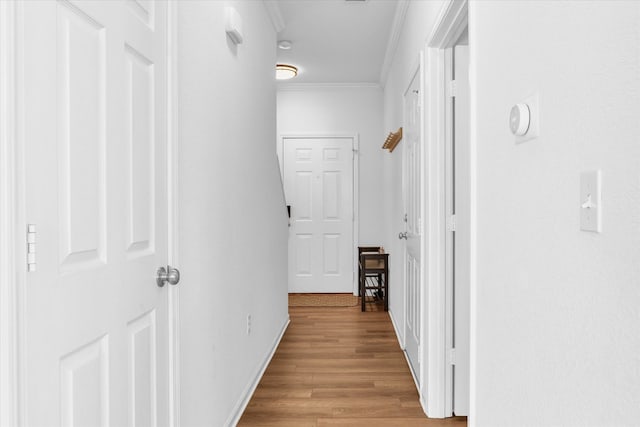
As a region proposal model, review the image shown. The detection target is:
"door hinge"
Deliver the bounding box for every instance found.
[446,214,457,232]
[27,224,37,272]
[403,213,408,223]
[447,348,456,365]
[449,80,457,98]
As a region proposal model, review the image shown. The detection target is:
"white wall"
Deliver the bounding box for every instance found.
[277,86,385,246]
[471,1,640,426]
[176,2,288,425]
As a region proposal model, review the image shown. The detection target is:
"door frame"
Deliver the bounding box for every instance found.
[0,1,19,425]
[0,2,181,425]
[278,134,360,295]
[423,0,470,418]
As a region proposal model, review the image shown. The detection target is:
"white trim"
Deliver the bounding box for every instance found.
[0,2,18,426]
[467,2,478,425]
[279,134,360,295]
[427,0,468,49]
[424,43,447,421]
[262,0,285,33]
[379,0,409,87]
[277,82,381,91]
[403,345,420,393]
[388,308,405,350]
[14,1,27,423]
[443,46,455,417]
[423,0,469,419]
[417,49,429,414]
[352,134,360,295]
[224,316,290,427]
[166,1,180,426]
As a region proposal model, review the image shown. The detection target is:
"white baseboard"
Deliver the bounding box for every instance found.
[420,390,430,418]
[390,308,425,415]
[225,315,290,427]
[403,346,421,394]
[388,308,405,350]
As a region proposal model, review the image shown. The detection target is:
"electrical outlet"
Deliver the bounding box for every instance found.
[246,314,251,335]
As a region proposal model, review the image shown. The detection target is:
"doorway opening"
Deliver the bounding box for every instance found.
[423,0,471,418]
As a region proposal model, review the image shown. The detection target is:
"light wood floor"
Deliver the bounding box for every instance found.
[238,304,467,427]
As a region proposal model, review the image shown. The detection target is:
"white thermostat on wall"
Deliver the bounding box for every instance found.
[510,93,540,143]
[509,103,530,136]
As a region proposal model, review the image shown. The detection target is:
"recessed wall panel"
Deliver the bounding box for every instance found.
[322,171,340,220]
[128,310,157,427]
[125,45,155,257]
[295,234,312,276]
[323,234,340,275]
[294,172,312,221]
[57,1,107,271]
[60,335,109,427]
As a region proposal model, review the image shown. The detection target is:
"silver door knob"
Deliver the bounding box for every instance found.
[156,266,181,287]
[398,232,408,240]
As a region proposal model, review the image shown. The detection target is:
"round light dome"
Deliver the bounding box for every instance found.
[276,64,298,80]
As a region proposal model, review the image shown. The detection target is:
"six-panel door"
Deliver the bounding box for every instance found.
[21,1,169,425]
[284,137,354,293]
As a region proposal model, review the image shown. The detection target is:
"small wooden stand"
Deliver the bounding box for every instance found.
[358,246,389,312]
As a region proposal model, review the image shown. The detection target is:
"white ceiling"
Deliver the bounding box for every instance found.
[269,0,400,85]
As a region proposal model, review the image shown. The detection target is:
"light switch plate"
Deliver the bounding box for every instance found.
[580,170,601,233]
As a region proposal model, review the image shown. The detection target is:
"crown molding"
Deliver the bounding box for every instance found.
[277,82,382,91]
[263,0,285,33]
[379,0,409,87]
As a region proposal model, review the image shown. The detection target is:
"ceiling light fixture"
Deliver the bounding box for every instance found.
[276,64,298,80]
[277,40,292,50]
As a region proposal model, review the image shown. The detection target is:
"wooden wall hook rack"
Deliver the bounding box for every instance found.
[382,127,402,153]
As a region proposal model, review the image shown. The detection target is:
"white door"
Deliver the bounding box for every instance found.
[403,71,422,381]
[453,43,471,416]
[283,137,354,293]
[20,1,170,425]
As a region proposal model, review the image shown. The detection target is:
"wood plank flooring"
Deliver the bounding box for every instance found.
[238,305,467,427]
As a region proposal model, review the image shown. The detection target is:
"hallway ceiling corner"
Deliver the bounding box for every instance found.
[273,0,399,85]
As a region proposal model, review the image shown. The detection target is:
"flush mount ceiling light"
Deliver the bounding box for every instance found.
[276,64,298,80]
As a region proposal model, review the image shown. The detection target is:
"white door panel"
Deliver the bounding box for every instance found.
[20,1,169,425]
[284,138,354,293]
[403,71,422,382]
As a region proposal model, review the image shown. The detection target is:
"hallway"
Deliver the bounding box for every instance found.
[238,304,467,426]
[3,1,640,426]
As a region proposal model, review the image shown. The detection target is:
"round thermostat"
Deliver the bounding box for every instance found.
[509,103,530,136]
